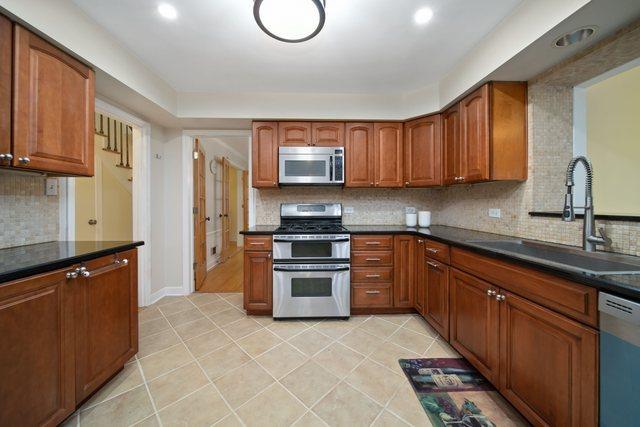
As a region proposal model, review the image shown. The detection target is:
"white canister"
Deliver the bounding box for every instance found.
[418,211,431,227]
[405,213,417,227]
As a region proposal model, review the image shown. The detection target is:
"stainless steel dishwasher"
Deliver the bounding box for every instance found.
[599,292,640,426]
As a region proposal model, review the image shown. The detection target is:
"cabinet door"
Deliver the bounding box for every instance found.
[499,291,598,427]
[404,115,441,187]
[460,85,490,183]
[13,25,95,176]
[449,268,499,382]
[374,122,403,187]
[0,15,10,162]
[244,251,272,313]
[76,250,138,402]
[442,104,461,185]
[393,235,415,307]
[414,238,426,314]
[345,123,374,188]
[252,122,279,188]
[424,258,450,340]
[312,122,344,146]
[278,122,311,146]
[0,268,76,426]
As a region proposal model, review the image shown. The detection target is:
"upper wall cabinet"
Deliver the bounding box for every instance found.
[0,15,10,162]
[374,122,403,188]
[442,104,461,185]
[312,122,344,146]
[252,122,279,188]
[404,115,441,187]
[278,122,311,146]
[345,123,374,188]
[447,82,527,184]
[11,25,95,176]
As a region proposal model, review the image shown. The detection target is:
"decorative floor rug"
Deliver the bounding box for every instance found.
[399,358,528,426]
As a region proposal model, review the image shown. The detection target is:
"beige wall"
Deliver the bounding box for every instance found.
[586,65,640,215]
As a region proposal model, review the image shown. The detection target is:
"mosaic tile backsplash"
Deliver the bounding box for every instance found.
[0,172,59,249]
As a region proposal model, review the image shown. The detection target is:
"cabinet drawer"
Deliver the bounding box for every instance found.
[351,267,393,283]
[352,251,393,266]
[352,235,394,251]
[352,284,392,308]
[424,239,450,264]
[244,235,272,251]
[451,248,597,327]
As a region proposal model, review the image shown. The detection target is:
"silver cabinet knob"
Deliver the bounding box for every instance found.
[66,270,79,279]
[0,154,4,160]
[0,153,12,161]
[18,157,30,164]
[79,266,90,278]
[487,289,497,297]
[496,294,506,302]
[405,181,410,186]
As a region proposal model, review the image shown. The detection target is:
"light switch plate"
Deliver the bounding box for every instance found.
[344,207,354,214]
[45,178,58,196]
[488,208,501,218]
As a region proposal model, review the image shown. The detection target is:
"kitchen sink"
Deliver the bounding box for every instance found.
[467,239,640,275]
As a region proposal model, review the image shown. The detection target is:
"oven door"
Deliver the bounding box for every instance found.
[273,236,350,262]
[273,264,350,318]
[279,151,332,185]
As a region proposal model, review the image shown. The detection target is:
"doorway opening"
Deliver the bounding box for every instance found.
[191,136,250,293]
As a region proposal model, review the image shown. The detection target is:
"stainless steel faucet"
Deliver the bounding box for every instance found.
[563,156,611,252]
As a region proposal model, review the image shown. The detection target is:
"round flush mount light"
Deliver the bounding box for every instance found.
[554,26,597,47]
[254,0,326,43]
[157,3,178,20]
[414,7,433,25]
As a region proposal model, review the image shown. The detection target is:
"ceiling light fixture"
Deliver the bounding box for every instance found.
[414,7,433,25]
[254,0,326,43]
[554,26,597,47]
[157,3,178,20]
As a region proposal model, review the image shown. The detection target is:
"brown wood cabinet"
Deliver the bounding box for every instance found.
[312,122,344,146]
[351,234,395,309]
[345,123,375,187]
[0,268,76,426]
[445,82,527,185]
[374,123,403,187]
[252,122,279,188]
[12,25,95,176]
[393,235,415,307]
[404,115,441,187]
[424,256,450,340]
[0,15,10,163]
[244,250,273,314]
[499,291,598,426]
[278,122,312,146]
[75,250,138,402]
[449,268,500,383]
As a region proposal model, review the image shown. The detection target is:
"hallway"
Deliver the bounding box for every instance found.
[199,244,244,293]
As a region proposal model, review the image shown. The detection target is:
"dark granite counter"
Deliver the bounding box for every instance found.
[0,241,144,284]
[242,224,640,301]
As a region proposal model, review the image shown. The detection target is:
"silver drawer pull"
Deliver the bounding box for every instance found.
[365,241,381,245]
[366,274,381,278]
[249,242,265,245]
[426,248,439,254]
[365,258,381,261]
[365,290,381,295]
[81,258,129,278]
[426,261,439,268]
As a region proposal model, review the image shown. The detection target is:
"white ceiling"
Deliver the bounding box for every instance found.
[72,0,523,94]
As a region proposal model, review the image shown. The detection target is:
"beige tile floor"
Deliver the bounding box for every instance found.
[63,292,464,427]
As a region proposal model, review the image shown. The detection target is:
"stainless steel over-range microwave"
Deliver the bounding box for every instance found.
[278,146,344,185]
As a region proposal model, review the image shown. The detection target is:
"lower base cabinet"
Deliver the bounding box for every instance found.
[423,257,449,340]
[244,250,272,313]
[0,249,138,425]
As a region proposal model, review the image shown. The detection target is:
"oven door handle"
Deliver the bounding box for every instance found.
[273,266,350,272]
[272,238,350,243]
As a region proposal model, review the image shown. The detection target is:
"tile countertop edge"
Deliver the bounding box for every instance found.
[241,225,640,302]
[0,241,144,284]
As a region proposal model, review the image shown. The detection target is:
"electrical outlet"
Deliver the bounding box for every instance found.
[45,178,58,196]
[488,208,501,218]
[344,207,354,214]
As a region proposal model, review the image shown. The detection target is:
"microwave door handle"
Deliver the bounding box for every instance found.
[329,156,333,181]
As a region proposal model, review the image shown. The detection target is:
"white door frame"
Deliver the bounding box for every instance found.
[61,98,153,306]
[180,130,252,295]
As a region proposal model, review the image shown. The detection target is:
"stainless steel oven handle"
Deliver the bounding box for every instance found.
[273,238,350,243]
[273,266,350,272]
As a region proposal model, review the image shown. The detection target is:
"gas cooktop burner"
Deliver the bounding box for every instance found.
[275,223,348,234]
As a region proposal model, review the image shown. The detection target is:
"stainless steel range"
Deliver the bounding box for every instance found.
[272,203,350,319]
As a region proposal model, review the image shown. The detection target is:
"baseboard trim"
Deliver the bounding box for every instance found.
[148,286,189,306]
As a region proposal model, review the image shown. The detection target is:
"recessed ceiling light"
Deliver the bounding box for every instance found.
[554,26,597,47]
[414,7,433,25]
[254,0,326,43]
[157,3,178,20]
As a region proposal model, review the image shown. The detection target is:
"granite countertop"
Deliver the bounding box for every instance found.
[0,241,144,284]
[242,224,640,301]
